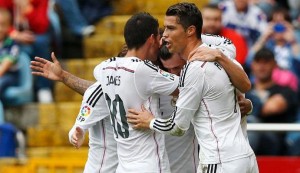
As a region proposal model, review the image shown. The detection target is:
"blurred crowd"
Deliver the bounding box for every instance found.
[0,0,112,157]
[0,0,300,157]
[0,0,112,156]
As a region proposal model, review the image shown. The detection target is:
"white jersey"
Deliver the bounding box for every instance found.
[69,82,118,173]
[201,34,236,60]
[159,95,199,173]
[159,34,236,172]
[94,58,179,173]
[151,44,254,165]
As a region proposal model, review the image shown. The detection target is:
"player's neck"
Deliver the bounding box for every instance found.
[182,38,202,61]
[125,48,148,60]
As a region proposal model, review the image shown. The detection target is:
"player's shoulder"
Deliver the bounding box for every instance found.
[143,60,159,72]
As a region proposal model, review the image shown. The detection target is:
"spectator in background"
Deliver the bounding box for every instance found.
[54,0,95,37]
[77,0,112,25]
[0,0,54,103]
[219,0,268,48]
[288,0,300,44]
[251,0,290,20]
[202,3,248,66]
[246,48,298,155]
[247,7,300,92]
[0,8,19,124]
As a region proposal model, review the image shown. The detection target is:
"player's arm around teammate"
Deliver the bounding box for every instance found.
[189,44,251,93]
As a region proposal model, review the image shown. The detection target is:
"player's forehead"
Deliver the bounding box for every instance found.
[164,15,180,27]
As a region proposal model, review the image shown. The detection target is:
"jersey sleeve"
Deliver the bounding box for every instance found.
[93,62,102,81]
[150,62,205,136]
[135,60,179,98]
[201,34,236,60]
[73,81,109,130]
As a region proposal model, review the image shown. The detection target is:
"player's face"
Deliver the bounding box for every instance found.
[163,16,188,54]
[202,8,222,35]
[161,53,186,76]
[234,0,249,11]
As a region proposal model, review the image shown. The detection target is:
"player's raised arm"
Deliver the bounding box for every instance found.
[189,46,251,93]
[31,52,94,95]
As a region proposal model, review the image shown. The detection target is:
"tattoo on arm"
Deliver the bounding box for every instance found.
[62,72,94,95]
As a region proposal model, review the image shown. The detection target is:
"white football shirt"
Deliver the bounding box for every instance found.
[94,58,179,173]
[151,44,254,165]
[69,82,118,173]
[159,95,199,173]
[159,34,237,172]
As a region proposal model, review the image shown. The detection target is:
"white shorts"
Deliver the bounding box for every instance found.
[197,154,259,173]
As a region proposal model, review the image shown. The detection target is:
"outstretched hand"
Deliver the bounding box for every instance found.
[30,52,64,81]
[127,105,154,130]
[71,127,85,149]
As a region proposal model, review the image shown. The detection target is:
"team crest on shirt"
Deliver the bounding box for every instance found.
[159,69,175,81]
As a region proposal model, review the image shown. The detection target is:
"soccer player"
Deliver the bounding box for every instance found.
[87,12,180,173]
[158,45,253,173]
[31,36,249,173]
[159,46,199,173]
[31,15,250,173]
[127,3,258,173]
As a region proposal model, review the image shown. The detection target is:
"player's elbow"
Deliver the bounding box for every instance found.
[240,79,252,93]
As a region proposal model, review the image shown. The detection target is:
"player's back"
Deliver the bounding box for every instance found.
[187,59,254,164]
[94,57,178,173]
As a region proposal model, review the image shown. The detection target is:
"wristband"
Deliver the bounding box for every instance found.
[149,119,156,130]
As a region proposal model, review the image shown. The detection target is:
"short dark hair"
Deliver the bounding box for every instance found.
[124,12,159,49]
[159,45,172,61]
[271,7,291,22]
[166,3,202,39]
[254,48,275,61]
[203,3,220,11]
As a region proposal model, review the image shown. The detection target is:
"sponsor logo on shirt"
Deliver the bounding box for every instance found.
[159,69,175,81]
[81,105,91,117]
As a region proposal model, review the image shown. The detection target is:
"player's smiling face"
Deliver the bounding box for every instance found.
[163,16,188,54]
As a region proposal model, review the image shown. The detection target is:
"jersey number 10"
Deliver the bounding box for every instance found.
[105,93,129,138]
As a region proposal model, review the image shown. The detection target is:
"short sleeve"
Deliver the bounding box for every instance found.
[74,81,109,130]
[201,34,236,60]
[135,60,179,98]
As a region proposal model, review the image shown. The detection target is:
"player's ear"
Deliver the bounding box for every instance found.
[186,25,196,37]
[149,34,156,45]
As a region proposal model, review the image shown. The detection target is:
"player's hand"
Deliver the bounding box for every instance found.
[71,127,85,149]
[237,93,252,117]
[31,52,64,81]
[188,46,222,62]
[127,105,154,130]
